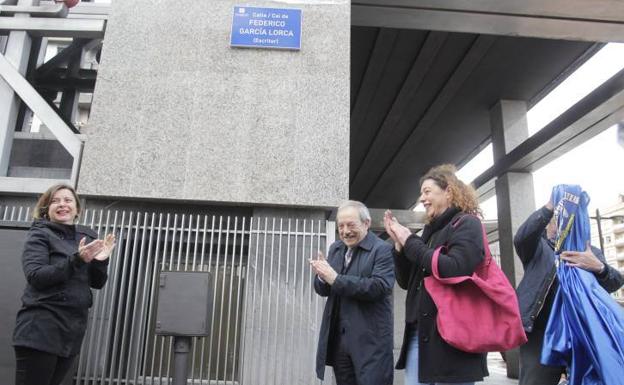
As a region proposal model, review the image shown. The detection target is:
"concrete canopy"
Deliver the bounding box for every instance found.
[349,1,624,210]
[350,26,598,208]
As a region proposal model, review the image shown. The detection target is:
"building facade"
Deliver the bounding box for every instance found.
[3,1,624,384]
[591,194,624,300]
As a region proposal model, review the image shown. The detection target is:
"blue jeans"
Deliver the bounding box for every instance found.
[405,331,476,385]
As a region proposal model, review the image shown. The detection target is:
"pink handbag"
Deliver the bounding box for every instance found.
[424,217,527,353]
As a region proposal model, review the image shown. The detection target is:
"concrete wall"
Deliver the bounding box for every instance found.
[79,0,350,208]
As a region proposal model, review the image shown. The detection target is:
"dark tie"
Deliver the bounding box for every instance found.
[345,248,353,268]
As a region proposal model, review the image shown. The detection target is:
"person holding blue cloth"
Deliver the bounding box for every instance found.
[514,186,624,385]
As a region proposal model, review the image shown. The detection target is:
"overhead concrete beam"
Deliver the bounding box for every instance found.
[352,0,624,43]
[0,176,72,193]
[473,67,624,190]
[0,3,67,17]
[368,208,500,243]
[369,208,426,233]
[0,16,105,38]
[353,0,624,23]
[476,178,496,202]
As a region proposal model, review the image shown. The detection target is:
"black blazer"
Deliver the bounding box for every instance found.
[13,220,109,357]
[314,231,395,385]
[395,207,489,383]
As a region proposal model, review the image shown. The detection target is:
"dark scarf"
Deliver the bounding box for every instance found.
[33,219,78,239]
[420,206,461,243]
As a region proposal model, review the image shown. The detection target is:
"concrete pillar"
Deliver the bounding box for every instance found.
[491,100,535,285]
[490,100,535,379]
[495,173,535,285]
[0,0,40,175]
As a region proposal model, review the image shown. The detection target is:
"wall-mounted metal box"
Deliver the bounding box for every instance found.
[155,271,212,336]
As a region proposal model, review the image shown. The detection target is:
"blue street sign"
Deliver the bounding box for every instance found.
[230,6,302,50]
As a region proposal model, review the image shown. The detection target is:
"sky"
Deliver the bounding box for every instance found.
[444,43,624,220]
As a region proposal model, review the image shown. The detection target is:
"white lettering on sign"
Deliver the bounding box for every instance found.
[239,27,294,37]
[269,29,294,37]
[253,37,279,44]
[249,19,286,27]
[240,28,268,35]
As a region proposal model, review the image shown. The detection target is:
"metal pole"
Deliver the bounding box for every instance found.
[596,209,605,253]
[173,336,191,385]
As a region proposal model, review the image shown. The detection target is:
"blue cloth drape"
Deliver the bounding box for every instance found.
[541,185,624,385]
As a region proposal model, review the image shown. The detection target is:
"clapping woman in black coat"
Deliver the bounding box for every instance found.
[12,184,115,385]
[384,164,489,385]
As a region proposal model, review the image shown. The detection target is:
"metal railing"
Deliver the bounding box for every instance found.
[0,205,333,385]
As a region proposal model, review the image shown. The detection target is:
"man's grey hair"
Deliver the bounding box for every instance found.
[337,200,371,223]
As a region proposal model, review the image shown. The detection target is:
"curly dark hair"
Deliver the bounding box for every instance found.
[419,164,482,217]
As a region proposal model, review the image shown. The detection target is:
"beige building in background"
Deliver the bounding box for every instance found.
[591,194,624,300]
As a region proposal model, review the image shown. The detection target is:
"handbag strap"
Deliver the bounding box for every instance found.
[431,214,491,279]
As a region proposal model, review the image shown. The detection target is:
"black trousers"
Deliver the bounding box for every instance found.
[14,346,76,385]
[331,330,359,385]
[519,327,565,385]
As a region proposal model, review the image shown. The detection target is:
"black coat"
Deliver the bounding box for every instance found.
[514,206,624,332]
[314,231,395,385]
[13,220,109,357]
[394,207,488,383]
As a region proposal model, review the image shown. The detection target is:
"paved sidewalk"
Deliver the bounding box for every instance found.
[482,353,518,385]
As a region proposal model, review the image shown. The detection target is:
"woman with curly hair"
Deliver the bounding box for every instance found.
[384,164,489,385]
